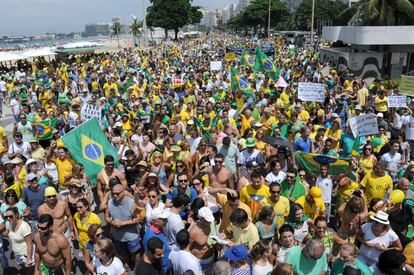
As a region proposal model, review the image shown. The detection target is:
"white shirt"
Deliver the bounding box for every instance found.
[164,212,184,251]
[169,250,202,275]
[10,98,20,115]
[265,170,286,184]
[380,151,401,179]
[0,80,6,92]
[93,256,125,275]
[189,136,201,154]
[358,223,398,267]
[67,111,78,129]
[392,113,404,130]
[316,175,333,204]
[8,141,31,158]
[403,115,414,140]
[252,261,273,275]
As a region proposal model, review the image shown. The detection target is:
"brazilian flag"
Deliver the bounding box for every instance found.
[295,151,352,176]
[30,118,58,140]
[352,136,361,156]
[241,50,255,70]
[230,67,254,98]
[120,78,133,94]
[254,48,280,80]
[61,118,118,186]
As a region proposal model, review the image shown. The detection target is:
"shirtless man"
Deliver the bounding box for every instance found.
[37,186,75,238]
[138,132,156,161]
[34,214,71,275]
[209,153,234,189]
[189,207,215,273]
[97,155,128,206]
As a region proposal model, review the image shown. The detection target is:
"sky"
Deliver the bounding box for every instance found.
[0,0,236,36]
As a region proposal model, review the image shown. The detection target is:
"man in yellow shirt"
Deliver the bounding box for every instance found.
[230,208,260,250]
[240,171,270,219]
[260,182,290,228]
[103,78,119,97]
[0,126,8,156]
[360,161,393,205]
[295,186,325,221]
[48,141,74,189]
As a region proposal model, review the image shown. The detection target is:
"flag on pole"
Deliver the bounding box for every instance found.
[30,118,58,140]
[60,118,119,185]
[295,152,352,176]
[230,67,254,98]
[241,50,255,70]
[255,48,280,80]
[120,78,133,94]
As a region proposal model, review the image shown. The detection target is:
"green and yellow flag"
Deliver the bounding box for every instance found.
[230,66,254,98]
[61,118,118,185]
[295,151,352,176]
[242,50,255,70]
[255,48,280,80]
[120,78,133,94]
[30,118,58,140]
[352,136,361,156]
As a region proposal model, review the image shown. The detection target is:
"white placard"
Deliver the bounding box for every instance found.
[297,82,326,102]
[348,113,379,137]
[81,104,102,122]
[388,95,407,108]
[210,61,222,71]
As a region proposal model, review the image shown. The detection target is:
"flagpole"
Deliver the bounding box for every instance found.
[267,0,271,39]
[310,0,315,46]
[142,0,147,47]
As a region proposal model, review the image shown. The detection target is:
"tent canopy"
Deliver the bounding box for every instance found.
[20,47,56,58]
[0,52,25,62]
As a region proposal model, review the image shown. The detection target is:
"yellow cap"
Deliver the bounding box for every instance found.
[310,186,322,198]
[45,187,57,197]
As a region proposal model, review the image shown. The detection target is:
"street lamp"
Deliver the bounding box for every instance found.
[267,0,271,38]
[142,0,147,46]
[310,0,315,46]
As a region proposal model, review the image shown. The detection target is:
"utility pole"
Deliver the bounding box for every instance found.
[142,0,147,46]
[267,0,271,38]
[310,0,315,46]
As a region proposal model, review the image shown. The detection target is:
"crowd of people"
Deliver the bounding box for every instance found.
[0,32,413,275]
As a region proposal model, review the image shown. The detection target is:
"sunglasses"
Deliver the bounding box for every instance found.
[270,190,280,194]
[287,175,295,179]
[5,215,14,219]
[178,179,188,183]
[38,225,49,231]
[149,195,158,198]
[176,165,184,168]
[46,195,56,199]
[214,160,223,163]
[6,194,16,198]
[95,233,103,238]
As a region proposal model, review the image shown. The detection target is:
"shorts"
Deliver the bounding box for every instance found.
[114,238,140,254]
[41,262,65,275]
[199,254,214,271]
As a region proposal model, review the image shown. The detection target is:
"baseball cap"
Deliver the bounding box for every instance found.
[198,207,215,222]
[147,172,158,178]
[137,160,148,167]
[224,245,249,262]
[354,105,362,111]
[377,113,384,118]
[245,137,256,148]
[45,186,57,197]
[150,207,170,220]
[25,158,37,167]
[26,173,37,182]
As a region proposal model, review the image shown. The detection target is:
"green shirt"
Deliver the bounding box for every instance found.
[285,246,327,275]
[332,258,372,275]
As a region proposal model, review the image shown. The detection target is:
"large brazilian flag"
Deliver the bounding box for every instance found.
[30,118,58,140]
[60,118,118,185]
[295,151,352,176]
[241,50,255,70]
[254,48,280,80]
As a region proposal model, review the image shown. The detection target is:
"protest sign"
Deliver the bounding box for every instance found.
[400,75,414,96]
[81,104,102,122]
[348,113,379,137]
[320,66,330,77]
[297,82,326,102]
[225,52,236,61]
[275,77,288,88]
[388,95,407,108]
[210,61,222,71]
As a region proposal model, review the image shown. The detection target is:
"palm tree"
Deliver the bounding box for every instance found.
[130,19,143,47]
[111,20,122,48]
[341,0,414,26]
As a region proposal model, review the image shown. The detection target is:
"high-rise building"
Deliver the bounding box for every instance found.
[85,23,110,36]
[222,4,235,24]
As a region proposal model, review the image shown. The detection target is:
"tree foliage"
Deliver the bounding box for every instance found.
[340,0,414,26]
[130,19,143,46]
[294,0,347,31]
[146,0,202,40]
[111,20,122,47]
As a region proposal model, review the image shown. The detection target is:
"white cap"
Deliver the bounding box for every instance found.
[150,207,170,220]
[377,113,384,118]
[25,158,37,166]
[198,207,215,222]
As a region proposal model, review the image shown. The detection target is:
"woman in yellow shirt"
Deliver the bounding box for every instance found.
[325,118,342,151]
[358,143,377,178]
[74,198,101,250]
[374,91,388,116]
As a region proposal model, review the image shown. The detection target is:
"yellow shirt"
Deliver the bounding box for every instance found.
[53,158,73,189]
[260,196,290,228]
[360,172,393,204]
[325,128,343,150]
[103,82,118,97]
[216,193,252,239]
[240,184,270,219]
[357,87,369,106]
[232,222,260,250]
[240,115,254,136]
[0,127,7,154]
[375,96,388,112]
[5,181,22,199]
[360,154,375,175]
[295,196,325,221]
[299,110,310,124]
[280,91,290,106]
[337,181,359,201]
[73,212,101,249]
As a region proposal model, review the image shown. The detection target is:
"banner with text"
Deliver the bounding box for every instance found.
[297,82,326,102]
[348,113,379,137]
[388,95,407,108]
[81,104,102,123]
[400,75,414,96]
[210,61,222,71]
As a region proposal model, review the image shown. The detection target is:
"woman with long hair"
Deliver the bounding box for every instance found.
[93,239,126,275]
[149,151,169,186]
[0,189,27,217]
[74,198,101,251]
[64,178,89,216]
[272,224,300,264]
[84,224,105,274]
[285,203,312,244]
[251,240,273,275]
[145,187,165,227]
[358,142,377,178]
[5,207,34,273]
[255,206,278,241]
